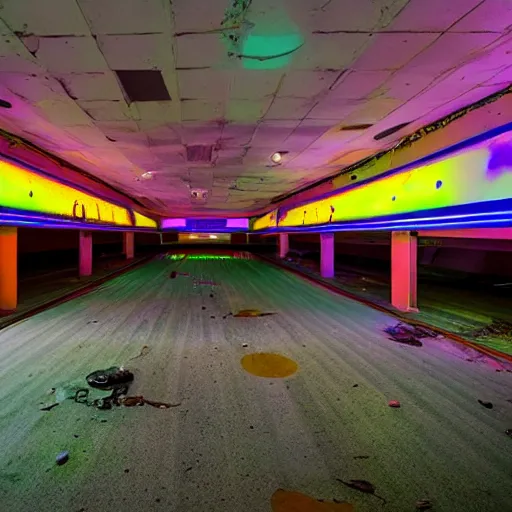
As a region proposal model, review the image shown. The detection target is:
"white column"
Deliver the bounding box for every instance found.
[391,231,418,312]
[320,233,335,278]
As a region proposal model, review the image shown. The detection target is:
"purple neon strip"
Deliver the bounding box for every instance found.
[161,218,187,228]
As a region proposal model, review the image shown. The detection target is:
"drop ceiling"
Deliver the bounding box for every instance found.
[0,0,510,217]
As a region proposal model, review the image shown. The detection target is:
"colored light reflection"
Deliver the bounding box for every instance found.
[165,254,233,261]
[0,156,156,229]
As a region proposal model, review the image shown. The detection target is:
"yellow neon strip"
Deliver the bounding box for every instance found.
[253,209,278,230]
[0,157,156,228]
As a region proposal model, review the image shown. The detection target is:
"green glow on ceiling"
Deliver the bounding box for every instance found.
[241,33,303,69]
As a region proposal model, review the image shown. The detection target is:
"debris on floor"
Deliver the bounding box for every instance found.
[477,400,493,409]
[336,479,387,505]
[384,322,438,347]
[129,344,150,361]
[468,319,512,341]
[230,309,276,318]
[388,400,401,408]
[416,499,433,510]
[505,429,512,437]
[271,489,353,511]
[40,403,59,412]
[56,451,69,466]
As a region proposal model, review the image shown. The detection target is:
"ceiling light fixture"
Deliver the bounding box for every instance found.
[141,171,153,180]
[209,234,218,239]
[270,151,289,164]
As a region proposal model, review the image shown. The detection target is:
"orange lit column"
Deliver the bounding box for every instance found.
[278,233,289,258]
[123,231,135,259]
[320,233,335,278]
[0,227,17,312]
[391,231,418,312]
[79,230,93,277]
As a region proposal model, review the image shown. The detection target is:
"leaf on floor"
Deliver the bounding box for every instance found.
[271,489,353,511]
[129,344,150,360]
[336,479,387,505]
[477,400,493,409]
[416,499,433,510]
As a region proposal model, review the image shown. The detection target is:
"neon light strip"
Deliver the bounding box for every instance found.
[0,155,156,228]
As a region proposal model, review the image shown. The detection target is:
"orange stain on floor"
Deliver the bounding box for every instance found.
[271,489,354,511]
[241,353,298,378]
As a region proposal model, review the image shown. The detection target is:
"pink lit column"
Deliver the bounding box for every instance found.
[123,231,135,259]
[320,233,335,278]
[278,233,289,258]
[79,230,93,277]
[391,231,418,312]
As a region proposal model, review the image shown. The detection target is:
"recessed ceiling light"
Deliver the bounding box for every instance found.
[270,151,289,164]
[141,171,153,180]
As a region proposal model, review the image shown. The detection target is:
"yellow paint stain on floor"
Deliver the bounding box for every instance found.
[241,353,298,378]
[271,489,354,512]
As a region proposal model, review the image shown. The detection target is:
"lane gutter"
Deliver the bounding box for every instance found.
[0,255,154,332]
[256,254,512,364]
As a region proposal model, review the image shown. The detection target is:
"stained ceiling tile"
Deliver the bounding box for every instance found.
[78,0,169,34]
[175,34,226,68]
[390,0,482,31]
[77,100,133,122]
[131,101,181,123]
[352,33,440,71]
[330,70,391,100]
[250,121,299,148]
[278,70,339,98]
[56,72,125,101]
[337,97,402,126]
[264,98,313,120]
[97,34,173,70]
[291,33,371,70]
[34,36,109,73]
[220,124,256,147]
[308,97,362,120]
[0,0,90,36]
[37,99,94,126]
[173,0,227,33]
[179,122,223,145]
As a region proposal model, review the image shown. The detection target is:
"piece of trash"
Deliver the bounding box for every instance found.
[353,455,370,460]
[170,271,177,279]
[56,451,69,466]
[478,400,493,409]
[233,309,275,318]
[353,384,359,388]
[210,315,215,319]
[384,322,438,347]
[242,343,248,348]
[40,403,59,412]
[416,499,433,510]
[210,294,214,298]
[129,344,150,361]
[47,388,56,395]
[505,429,512,437]
[202,306,206,310]
[388,400,401,408]
[86,367,134,390]
[336,479,386,505]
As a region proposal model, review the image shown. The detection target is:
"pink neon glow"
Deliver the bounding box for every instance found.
[226,218,249,228]
[161,218,187,228]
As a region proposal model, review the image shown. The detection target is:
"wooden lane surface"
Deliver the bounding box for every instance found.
[0,256,511,512]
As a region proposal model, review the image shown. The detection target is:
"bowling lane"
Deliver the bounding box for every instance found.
[0,254,511,512]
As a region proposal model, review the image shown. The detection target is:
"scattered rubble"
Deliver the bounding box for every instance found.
[384,322,439,347]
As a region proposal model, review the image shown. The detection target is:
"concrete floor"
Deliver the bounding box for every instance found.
[0,255,511,511]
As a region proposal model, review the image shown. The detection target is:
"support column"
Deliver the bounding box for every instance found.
[79,230,93,277]
[391,231,418,312]
[320,233,335,278]
[0,227,17,312]
[123,231,135,259]
[278,233,289,258]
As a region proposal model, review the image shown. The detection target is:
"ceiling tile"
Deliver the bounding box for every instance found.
[264,97,313,120]
[291,33,371,70]
[250,121,299,148]
[34,36,109,73]
[225,99,272,123]
[451,0,512,32]
[173,0,227,33]
[56,72,125,101]
[220,124,256,147]
[179,122,223,145]
[390,0,482,31]
[131,101,181,123]
[278,70,339,98]
[78,0,169,34]
[37,99,93,126]
[178,69,229,100]
[330,70,391,100]
[77,100,133,121]
[353,33,439,71]
[181,100,224,121]
[97,34,173,70]
[308,97,362,120]
[229,70,284,100]
[0,0,90,36]
[175,34,226,68]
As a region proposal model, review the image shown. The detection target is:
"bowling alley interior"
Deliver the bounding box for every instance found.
[0,1,511,511]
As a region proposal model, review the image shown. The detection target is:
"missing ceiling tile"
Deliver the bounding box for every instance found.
[115,70,171,102]
[374,122,410,141]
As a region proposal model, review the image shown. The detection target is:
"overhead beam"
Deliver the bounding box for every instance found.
[418,228,512,240]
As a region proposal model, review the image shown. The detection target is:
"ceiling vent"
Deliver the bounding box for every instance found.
[186,145,213,163]
[115,70,171,102]
[339,123,373,131]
